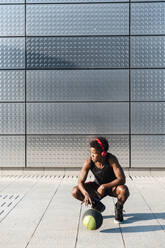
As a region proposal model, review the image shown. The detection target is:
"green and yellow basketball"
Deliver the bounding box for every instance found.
[82,209,103,230]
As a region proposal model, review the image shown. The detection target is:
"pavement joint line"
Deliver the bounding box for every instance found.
[119,223,127,248]
[129,179,165,233]
[25,175,64,248]
[112,197,126,248]
[74,204,82,248]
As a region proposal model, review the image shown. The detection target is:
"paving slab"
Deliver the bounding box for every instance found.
[77,195,125,248]
[120,177,165,248]
[26,177,80,248]
[0,176,17,192]
[132,177,165,229]
[0,176,62,248]
[0,175,164,248]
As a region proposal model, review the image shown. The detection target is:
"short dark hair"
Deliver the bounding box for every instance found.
[90,137,109,153]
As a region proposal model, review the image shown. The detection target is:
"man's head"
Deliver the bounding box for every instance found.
[90,137,109,163]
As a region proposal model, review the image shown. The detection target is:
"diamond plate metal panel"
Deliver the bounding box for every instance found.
[132,0,164,2]
[0,5,25,36]
[131,69,165,101]
[27,0,128,3]
[0,71,25,102]
[0,104,25,134]
[131,3,165,35]
[131,103,165,134]
[26,37,129,69]
[0,38,25,69]
[27,70,129,101]
[27,4,129,36]
[27,135,129,167]
[27,103,129,134]
[131,37,165,68]
[131,135,165,167]
[0,0,24,2]
[0,136,25,167]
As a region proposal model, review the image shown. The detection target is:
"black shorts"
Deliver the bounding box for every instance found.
[84,181,117,198]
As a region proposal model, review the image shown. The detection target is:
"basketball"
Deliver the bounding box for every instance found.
[82,209,103,230]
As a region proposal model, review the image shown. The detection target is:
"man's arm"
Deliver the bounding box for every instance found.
[104,160,126,189]
[78,158,93,206]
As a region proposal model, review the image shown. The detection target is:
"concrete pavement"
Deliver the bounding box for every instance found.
[0,174,164,248]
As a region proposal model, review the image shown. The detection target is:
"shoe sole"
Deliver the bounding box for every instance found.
[114,219,123,224]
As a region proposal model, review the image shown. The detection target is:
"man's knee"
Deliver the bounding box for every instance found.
[72,186,79,199]
[118,185,130,197]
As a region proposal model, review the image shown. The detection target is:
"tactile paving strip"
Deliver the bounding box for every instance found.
[0,194,23,222]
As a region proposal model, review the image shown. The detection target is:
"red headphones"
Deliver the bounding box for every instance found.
[95,138,107,157]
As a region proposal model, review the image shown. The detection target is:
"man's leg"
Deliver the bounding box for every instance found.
[112,184,130,206]
[111,185,130,223]
[72,182,106,212]
[72,182,99,202]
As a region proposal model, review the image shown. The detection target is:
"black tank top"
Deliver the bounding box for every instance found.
[90,152,118,185]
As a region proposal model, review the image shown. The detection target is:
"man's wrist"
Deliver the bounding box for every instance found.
[103,183,111,190]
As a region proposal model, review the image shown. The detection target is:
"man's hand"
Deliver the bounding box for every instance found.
[97,184,107,196]
[82,192,93,207]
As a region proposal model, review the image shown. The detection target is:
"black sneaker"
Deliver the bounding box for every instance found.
[92,201,106,213]
[114,202,123,223]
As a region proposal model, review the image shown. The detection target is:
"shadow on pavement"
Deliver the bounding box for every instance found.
[101,212,165,233]
[101,224,165,233]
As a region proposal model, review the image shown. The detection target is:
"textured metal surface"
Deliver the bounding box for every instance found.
[26,4,129,36]
[0,0,24,2]
[27,70,129,101]
[131,103,165,134]
[0,38,25,69]
[27,135,129,167]
[27,0,128,3]
[0,136,25,167]
[0,5,25,36]
[1,1,164,170]
[0,71,25,102]
[131,69,165,101]
[132,0,164,2]
[131,135,165,167]
[26,37,129,69]
[0,194,22,221]
[0,104,25,134]
[131,3,165,35]
[131,36,165,68]
[27,103,129,134]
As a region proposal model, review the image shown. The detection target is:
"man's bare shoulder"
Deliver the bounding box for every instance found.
[108,153,125,178]
[108,153,121,167]
[82,157,92,169]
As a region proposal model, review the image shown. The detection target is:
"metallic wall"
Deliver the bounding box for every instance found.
[0,1,165,168]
